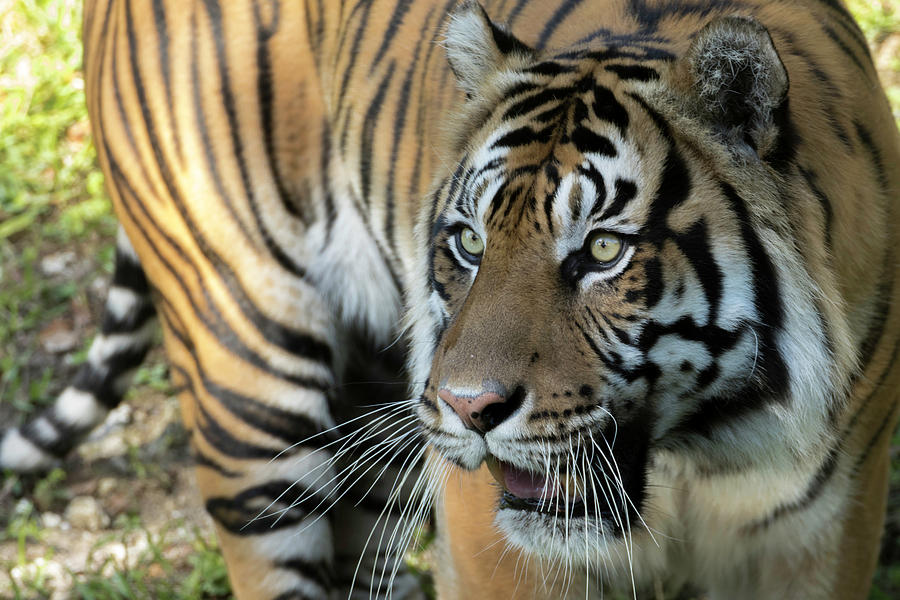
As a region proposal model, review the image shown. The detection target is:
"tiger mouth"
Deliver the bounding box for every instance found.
[485,455,597,518]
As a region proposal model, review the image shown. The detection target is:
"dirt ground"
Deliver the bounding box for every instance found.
[0,240,222,598]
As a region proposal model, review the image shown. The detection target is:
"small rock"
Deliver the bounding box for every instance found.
[65,496,110,531]
[42,512,63,528]
[97,477,118,497]
[85,404,133,442]
[40,251,77,277]
[38,318,79,354]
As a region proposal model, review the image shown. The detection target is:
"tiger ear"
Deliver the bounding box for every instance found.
[444,1,534,97]
[683,16,789,154]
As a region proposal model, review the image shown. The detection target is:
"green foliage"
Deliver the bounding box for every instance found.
[71,526,233,600]
[847,0,900,41]
[0,0,116,418]
[0,0,111,240]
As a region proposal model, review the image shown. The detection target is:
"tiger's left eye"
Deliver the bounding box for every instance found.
[457,227,484,259]
[589,231,623,264]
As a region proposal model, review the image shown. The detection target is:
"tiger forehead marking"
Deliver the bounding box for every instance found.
[458,61,657,239]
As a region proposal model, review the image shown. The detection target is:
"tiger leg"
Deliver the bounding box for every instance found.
[155,288,423,600]
[0,226,156,472]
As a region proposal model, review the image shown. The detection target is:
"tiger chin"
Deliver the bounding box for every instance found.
[406,2,900,599]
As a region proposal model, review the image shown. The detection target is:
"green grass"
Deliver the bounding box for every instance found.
[0,0,116,418]
[68,526,231,600]
[0,0,898,599]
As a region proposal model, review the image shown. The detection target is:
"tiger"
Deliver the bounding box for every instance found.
[2,0,899,598]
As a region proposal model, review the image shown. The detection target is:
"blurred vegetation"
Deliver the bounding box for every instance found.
[0,0,898,598]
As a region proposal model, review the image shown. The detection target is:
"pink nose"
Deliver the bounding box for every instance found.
[437,388,509,432]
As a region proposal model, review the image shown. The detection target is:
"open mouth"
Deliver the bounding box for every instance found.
[485,456,595,518]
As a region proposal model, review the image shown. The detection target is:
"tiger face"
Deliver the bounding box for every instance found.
[408,2,855,567]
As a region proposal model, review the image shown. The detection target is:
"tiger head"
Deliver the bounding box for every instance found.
[407,1,857,566]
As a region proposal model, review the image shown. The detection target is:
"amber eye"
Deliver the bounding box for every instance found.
[457,227,485,259]
[589,231,623,264]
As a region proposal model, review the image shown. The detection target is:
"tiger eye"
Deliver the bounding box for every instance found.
[589,232,623,263]
[459,227,484,257]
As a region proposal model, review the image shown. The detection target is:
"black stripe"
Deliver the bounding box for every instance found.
[319,120,337,245]
[721,184,788,399]
[674,219,722,325]
[150,0,179,159]
[194,399,286,460]
[822,24,868,75]
[188,12,257,242]
[581,163,607,217]
[384,13,432,258]
[369,0,413,71]
[492,125,553,148]
[101,301,156,335]
[810,0,872,66]
[599,177,637,221]
[641,256,663,310]
[571,126,616,156]
[72,344,150,409]
[172,14,335,369]
[198,0,308,278]
[604,64,659,81]
[337,1,376,150]
[502,86,571,121]
[797,166,833,251]
[750,340,900,531]
[537,0,584,49]
[120,9,334,371]
[193,448,243,478]
[360,61,396,207]
[506,0,533,27]
[110,245,150,294]
[253,0,308,223]
[107,10,159,211]
[205,479,327,535]
[743,444,841,533]
[591,84,629,133]
[20,412,78,458]
[854,121,889,194]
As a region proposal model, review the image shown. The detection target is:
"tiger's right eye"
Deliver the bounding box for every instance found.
[589,231,624,265]
[457,227,485,260]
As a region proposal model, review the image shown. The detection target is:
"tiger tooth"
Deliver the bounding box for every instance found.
[485,455,505,488]
[560,473,583,499]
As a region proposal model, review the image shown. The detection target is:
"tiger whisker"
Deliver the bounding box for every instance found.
[378,452,448,597]
[257,414,421,527]
[284,425,423,533]
[249,405,421,526]
[368,445,439,594]
[270,398,417,463]
[350,444,431,598]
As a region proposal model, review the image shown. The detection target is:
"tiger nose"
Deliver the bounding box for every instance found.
[437,387,521,432]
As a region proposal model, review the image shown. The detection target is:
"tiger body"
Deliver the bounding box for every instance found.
[1,0,898,598]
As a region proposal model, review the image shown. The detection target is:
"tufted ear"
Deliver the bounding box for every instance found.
[444,1,533,97]
[684,16,789,153]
